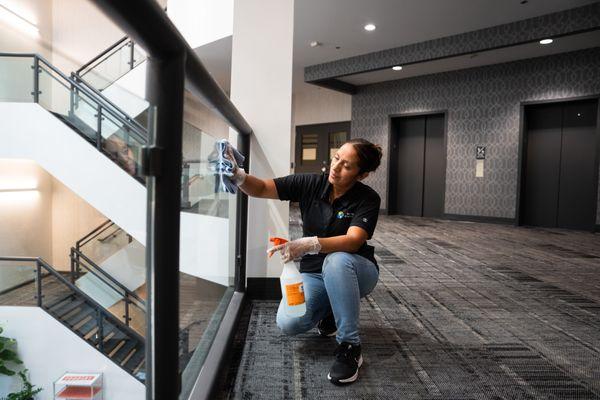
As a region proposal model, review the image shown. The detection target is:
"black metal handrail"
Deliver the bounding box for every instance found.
[89,1,252,398]
[76,219,114,249]
[36,54,147,142]
[71,73,147,134]
[76,36,130,75]
[70,248,145,328]
[0,256,145,345]
[97,225,127,243]
[0,52,148,143]
[70,247,146,307]
[77,220,129,249]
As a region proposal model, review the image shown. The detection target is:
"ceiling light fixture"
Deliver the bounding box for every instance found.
[364,24,376,32]
[392,66,402,71]
[539,38,553,45]
[0,3,39,38]
[309,41,321,48]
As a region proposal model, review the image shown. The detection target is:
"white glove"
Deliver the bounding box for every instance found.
[225,145,247,186]
[267,237,321,263]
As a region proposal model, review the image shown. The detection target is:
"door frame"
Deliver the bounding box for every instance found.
[516,94,600,229]
[294,121,351,174]
[386,110,448,216]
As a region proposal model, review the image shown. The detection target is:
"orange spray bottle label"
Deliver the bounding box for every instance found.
[285,282,305,306]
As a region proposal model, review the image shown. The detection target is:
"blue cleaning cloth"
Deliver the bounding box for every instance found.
[208,139,246,194]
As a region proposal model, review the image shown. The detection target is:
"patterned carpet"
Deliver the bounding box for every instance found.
[220,212,600,399]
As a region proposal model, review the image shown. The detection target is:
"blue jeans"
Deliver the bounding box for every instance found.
[276,252,379,345]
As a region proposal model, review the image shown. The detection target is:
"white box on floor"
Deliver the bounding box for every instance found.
[53,373,103,400]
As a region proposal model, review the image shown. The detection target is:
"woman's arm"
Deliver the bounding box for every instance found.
[239,175,279,199]
[318,226,368,253]
[268,226,369,262]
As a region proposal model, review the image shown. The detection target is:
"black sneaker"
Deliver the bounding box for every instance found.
[327,342,363,385]
[317,312,337,337]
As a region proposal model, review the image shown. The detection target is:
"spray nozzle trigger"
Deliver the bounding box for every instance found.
[268,237,289,258]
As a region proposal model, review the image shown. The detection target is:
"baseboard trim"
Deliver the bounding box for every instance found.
[442,214,515,225]
[247,277,281,300]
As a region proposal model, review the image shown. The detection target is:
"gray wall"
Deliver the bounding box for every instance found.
[352,47,600,223]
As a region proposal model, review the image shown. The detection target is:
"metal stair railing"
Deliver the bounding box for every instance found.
[0,256,145,380]
[70,247,145,326]
[75,37,146,91]
[72,220,144,327]
[0,52,147,178]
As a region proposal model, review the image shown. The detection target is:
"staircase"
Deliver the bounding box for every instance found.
[0,256,146,381]
[46,292,146,379]
[71,220,147,336]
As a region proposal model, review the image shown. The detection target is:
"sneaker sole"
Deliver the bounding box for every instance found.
[327,355,363,385]
[318,329,337,338]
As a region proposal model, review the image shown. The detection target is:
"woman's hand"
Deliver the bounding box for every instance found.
[223,143,247,185]
[267,236,321,263]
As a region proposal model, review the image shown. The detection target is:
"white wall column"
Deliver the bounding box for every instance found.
[230,0,294,279]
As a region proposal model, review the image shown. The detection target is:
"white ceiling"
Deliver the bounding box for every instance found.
[193,0,600,93]
[292,0,598,69]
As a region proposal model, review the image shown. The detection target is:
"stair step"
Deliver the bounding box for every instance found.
[64,304,96,327]
[112,339,139,365]
[89,322,116,346]
[48,298,85,318]
[125,345,145,373]
[76,315,99,337]
[103,331,128,355]
[45,293,76,311]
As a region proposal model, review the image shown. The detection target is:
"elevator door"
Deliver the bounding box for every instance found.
[390,114,446,217]
[521,99,598,231]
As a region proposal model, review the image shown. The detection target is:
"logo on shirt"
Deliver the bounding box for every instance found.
[336,211,355,219]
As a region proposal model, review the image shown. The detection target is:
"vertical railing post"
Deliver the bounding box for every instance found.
[129,41,135,70]
[35,260,42,307]
[144,51,185,399]
[70,249,75,284]
[97,309,105,353]
[69,74,76,118]
[32,56,40,103]
[235,133,250,293]
[96,105,103,151]
[182,163,190,208]
[124,293,130,326]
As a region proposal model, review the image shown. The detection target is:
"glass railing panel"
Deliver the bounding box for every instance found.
[80,224,134,266]
[102,113,144,176]
[0,55,34,102]
[177,112,237,389]
[81,41,147,91]
[38,65,98,141]
[0,262,35,305]
[181,122,229,218]
[73,253,146,334]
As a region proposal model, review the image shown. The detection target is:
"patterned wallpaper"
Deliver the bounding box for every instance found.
[305,3,600,82]
[351,47,600,223]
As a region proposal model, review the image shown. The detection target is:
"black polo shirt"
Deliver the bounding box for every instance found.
[273,173,381,273]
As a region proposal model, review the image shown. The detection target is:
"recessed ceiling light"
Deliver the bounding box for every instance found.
[392,66,402,71]
[309,41,321,48]
[364,24,376,31]
[539,38,553,45]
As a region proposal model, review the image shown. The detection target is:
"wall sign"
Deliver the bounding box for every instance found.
[476,146,486,160]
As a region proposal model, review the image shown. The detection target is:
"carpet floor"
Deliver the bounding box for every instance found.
[220,213,600,399]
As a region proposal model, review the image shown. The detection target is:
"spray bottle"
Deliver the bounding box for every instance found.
[269,237,306,317]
